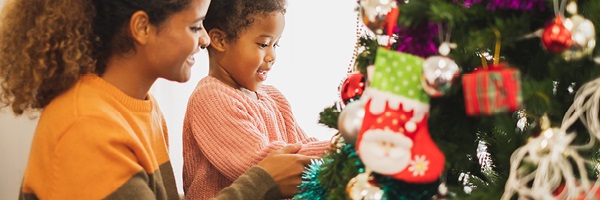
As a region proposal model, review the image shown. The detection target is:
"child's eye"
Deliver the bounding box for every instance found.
[273,43,280,48]
[258,43,269,48]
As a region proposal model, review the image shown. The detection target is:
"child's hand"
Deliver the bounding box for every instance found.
[258,144,318,198]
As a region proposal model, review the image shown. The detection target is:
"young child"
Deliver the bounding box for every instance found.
[0,0,314,199]
[182,0,331,198]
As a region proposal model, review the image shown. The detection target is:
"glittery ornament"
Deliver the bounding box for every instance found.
[338,100,366,145]
[541,16,572,54]
[421,43,461,97]
[359,0,398,35]
[346,171,384,200]
[561,2,596,60]
[513,109,528,133]
[340,72,366,105]
[432,182,449,199]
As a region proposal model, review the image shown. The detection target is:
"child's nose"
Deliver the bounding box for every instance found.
[265,50,276,63]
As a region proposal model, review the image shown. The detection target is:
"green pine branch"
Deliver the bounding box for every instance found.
[315,0,600,198]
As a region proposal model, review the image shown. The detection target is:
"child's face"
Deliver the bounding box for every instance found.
[220,12,285,92]
[146,0,211,83]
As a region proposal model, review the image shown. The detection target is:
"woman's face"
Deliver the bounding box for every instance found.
[146,0,211,83]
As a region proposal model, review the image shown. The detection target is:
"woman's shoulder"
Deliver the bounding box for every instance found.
[42,75,156,124]
[43,76,109,116]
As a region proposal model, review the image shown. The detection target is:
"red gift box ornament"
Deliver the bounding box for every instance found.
[462,29,523,116]
[462,63,522,116]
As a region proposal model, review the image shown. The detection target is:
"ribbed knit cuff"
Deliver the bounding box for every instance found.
[297,140,330,157]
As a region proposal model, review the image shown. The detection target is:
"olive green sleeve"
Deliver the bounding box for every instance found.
[211,166,282,200]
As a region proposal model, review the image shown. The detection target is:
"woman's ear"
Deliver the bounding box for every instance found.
[208,29,227,52]
[129,11,153,45]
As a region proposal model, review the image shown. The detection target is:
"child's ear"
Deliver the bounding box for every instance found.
[129,11,152,45]
[208,29,227,52]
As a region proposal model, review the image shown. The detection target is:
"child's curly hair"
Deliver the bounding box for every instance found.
[204,0,287,41]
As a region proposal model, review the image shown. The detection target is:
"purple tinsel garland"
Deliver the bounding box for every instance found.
[454,0,545,11]
[486,0,546,10]
[459,0,483,7]
[395,23,439,58]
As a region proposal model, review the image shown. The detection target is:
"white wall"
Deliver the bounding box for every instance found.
[0,0,358,198]
[0,111,37,199]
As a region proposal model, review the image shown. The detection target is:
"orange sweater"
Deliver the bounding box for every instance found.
[182,76,330,199]
[20,75,179,200]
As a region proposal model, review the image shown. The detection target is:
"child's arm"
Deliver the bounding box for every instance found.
[290,121,331,156]
[211,144,317,199]
[262,85,331,156]
[185,89,293,180]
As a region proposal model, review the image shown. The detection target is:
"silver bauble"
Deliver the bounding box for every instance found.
[421,56,460,97]
[562,14,596,60]
[338,99,366,145]
[359,0,398,35]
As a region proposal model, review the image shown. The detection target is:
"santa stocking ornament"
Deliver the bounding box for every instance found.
[356,48,445,183]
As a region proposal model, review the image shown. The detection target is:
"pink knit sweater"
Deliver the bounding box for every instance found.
[182,76,330,199]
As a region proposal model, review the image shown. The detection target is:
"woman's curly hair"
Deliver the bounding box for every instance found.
[0,0,192,115]
[204,0,287,41]
[0,0,96,115]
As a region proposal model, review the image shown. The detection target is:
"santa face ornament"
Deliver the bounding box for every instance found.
[358,128,414,174]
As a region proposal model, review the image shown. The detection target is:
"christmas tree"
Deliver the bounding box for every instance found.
[295,0,600,199]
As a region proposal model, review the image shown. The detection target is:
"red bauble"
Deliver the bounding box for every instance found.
[553,183,600,199]
[541,16,573,54]
[340,72,366,104]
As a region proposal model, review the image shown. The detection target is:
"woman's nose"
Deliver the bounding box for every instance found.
[198,30,210,49]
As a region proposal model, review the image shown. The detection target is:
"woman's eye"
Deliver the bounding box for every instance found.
[190,27,203,33]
